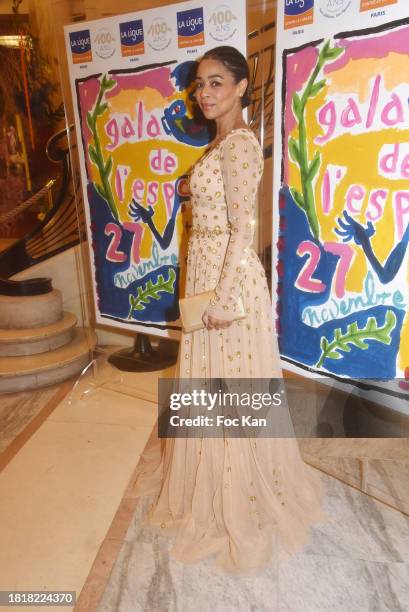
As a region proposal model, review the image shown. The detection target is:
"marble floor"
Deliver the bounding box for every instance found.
[0,355,175,611]
[1,355,409,612]
[97,474,409,612]
[0,382,72,459]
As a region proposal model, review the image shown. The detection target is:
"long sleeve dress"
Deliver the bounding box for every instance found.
[134,128,325,573]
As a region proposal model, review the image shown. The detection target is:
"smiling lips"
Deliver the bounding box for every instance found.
[201,103,215,112]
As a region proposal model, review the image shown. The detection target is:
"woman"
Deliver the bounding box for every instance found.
[135,46,325,573]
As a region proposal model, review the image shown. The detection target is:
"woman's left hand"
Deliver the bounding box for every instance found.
[202,311,233,330]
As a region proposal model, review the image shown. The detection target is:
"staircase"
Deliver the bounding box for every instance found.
[0,290,96,393]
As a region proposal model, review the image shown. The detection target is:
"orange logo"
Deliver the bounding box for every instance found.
[360,0,397,11]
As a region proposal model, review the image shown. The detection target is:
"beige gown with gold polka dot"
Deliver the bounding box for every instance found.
[134,129,325,573]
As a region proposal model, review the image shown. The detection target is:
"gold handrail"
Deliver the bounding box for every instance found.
[0,179,56,225]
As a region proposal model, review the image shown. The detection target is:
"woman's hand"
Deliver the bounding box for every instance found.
[202,310,233,330]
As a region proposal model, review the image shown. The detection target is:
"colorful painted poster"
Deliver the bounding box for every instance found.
[274,5,409,383]
[64,0,246,336]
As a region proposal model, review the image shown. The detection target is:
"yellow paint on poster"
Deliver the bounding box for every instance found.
[86,85,204,263]
[288,66,409,296]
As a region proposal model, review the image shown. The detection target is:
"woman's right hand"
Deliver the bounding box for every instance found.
[202,310,232,330]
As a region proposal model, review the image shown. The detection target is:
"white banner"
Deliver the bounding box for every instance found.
[274,0,409,407]
[64,0,246,337]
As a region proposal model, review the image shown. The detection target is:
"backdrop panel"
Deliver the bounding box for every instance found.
[274,2,409,389]
[64,0,246,337]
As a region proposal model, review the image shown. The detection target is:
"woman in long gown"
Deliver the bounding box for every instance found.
[134,46,325,573]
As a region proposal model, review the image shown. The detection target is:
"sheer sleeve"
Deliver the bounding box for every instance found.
[205,131,264,321]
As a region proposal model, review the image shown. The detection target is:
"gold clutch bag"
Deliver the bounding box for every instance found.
[179,290,246,333]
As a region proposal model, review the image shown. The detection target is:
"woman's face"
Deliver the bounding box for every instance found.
[194,58,247,122]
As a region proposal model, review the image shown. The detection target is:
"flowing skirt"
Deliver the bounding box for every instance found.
[134,243,326,573]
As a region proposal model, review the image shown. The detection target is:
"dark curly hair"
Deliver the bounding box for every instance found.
[199,45,251,109]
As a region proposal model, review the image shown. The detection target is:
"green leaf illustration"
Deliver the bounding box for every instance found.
[95,183,106,200]
[288,40,345,241]
[101,75,116,90]
[325,47,344,61]
[307,152,321,182]
[292,92,302,120]
[105,77,116,89]
[104,157,113,176]
[321,40,331,57]
[86,111,93,130]
[326,351,342,360]
[290,187,305,211]
[309,80,326,97]
[320,336,329,352]
[87,74,119,221]
[128,268,176,319]
[316,310,397,368]
[88,145,98,165]
[289,137,301,164]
